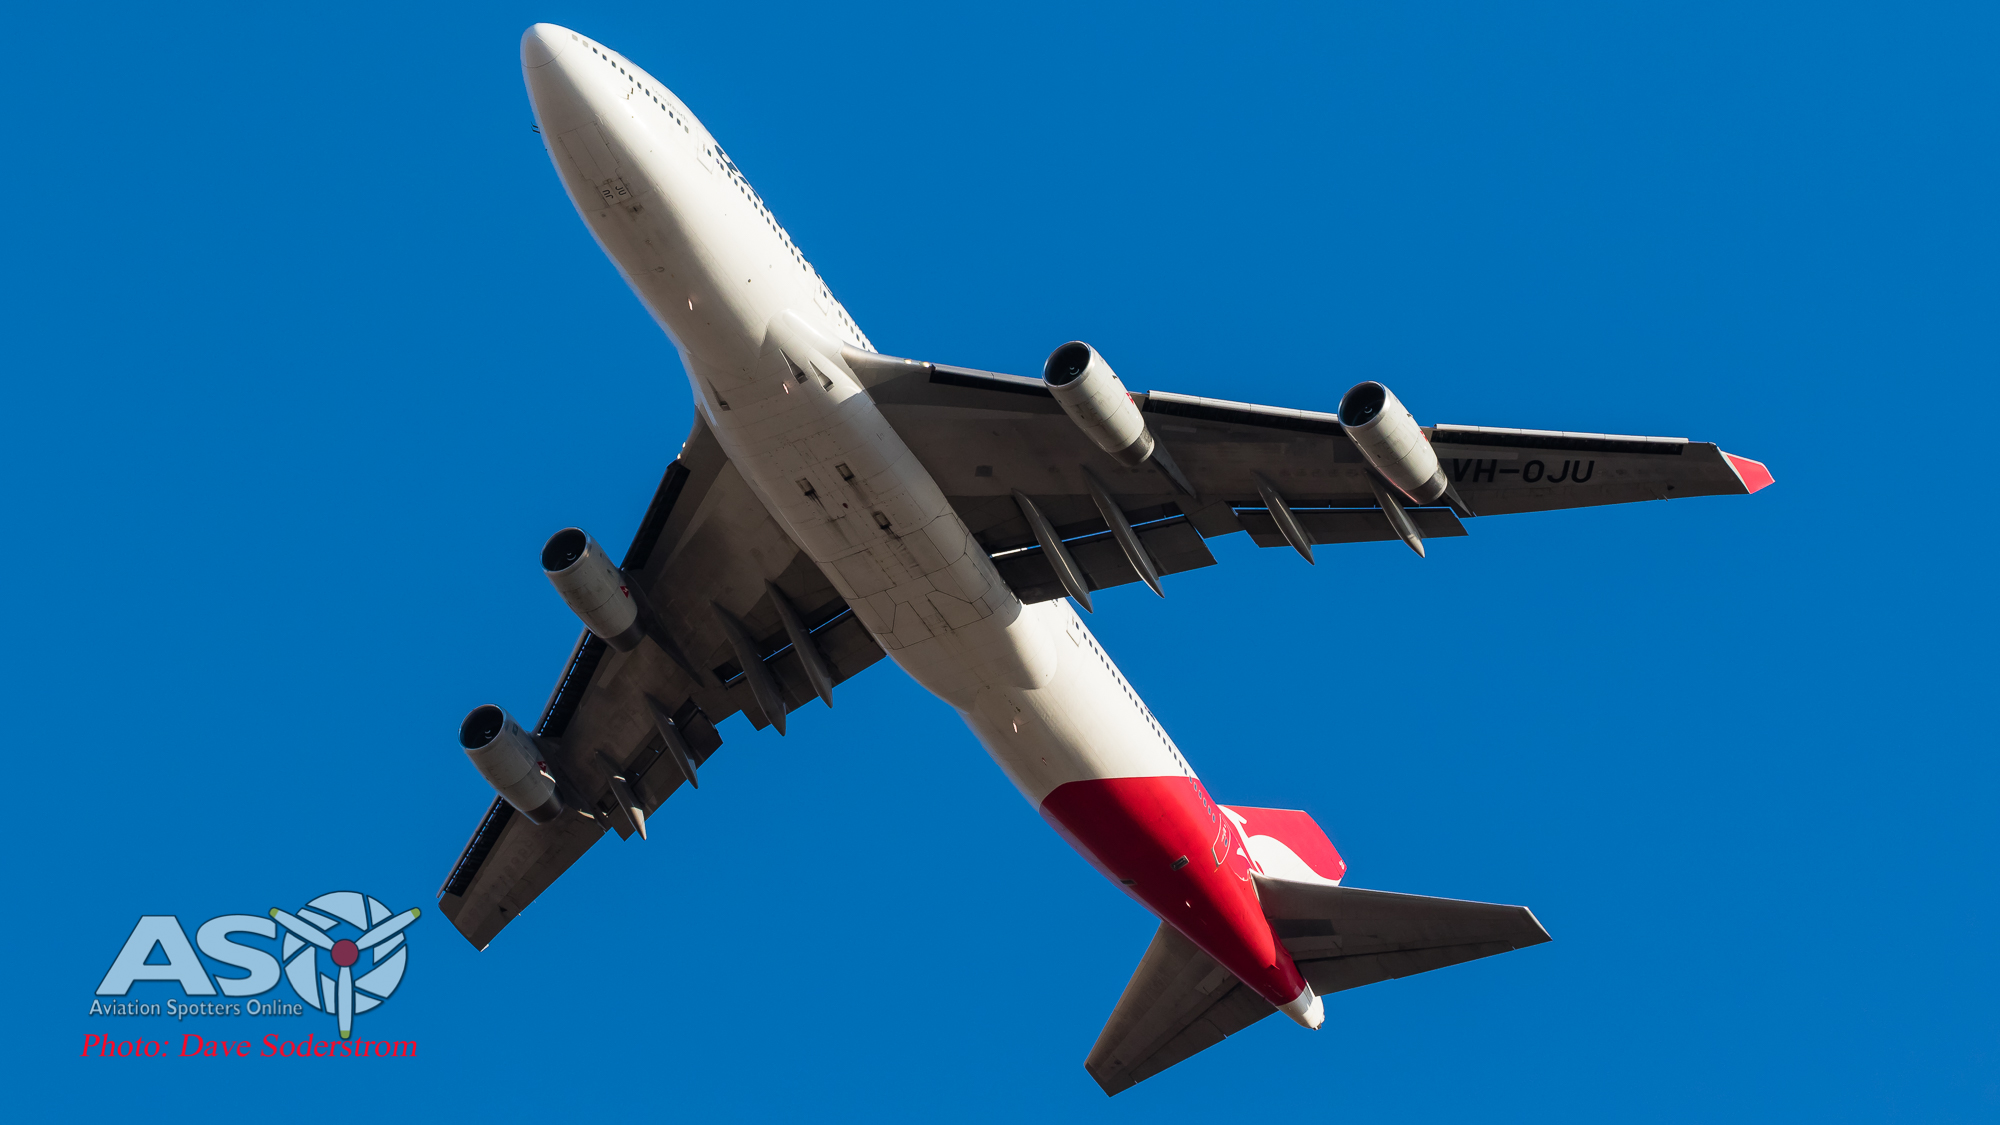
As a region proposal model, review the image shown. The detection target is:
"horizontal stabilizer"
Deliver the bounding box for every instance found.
[1255,874,1551,998]
[1084,922,1274,1096]
[1085,875,1549,1096]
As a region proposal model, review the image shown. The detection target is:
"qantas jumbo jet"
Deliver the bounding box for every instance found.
[440,24,1773,1093]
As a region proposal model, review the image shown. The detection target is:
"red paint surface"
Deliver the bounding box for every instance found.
[1723,452,1775,493]
[1223,806,1346,882]
[1040,776,1307,1009]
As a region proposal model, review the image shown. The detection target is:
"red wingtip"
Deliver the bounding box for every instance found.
[1723,452,1775,494]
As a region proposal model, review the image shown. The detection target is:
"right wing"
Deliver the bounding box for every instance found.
[1085,878,1550,1096]
[855,351,1767,603]
[437,416,887,950]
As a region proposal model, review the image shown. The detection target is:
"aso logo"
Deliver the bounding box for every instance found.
[96,891,419,1040]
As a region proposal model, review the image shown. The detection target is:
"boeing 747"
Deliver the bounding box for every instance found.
[438,24,1774,1093]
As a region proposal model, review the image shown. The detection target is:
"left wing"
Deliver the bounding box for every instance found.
[438,417,887,949]
[854,350,1769,603]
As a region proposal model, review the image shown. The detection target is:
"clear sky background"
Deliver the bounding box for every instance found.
[3,1,1994,1120]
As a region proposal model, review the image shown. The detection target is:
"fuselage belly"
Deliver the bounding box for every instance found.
[521,24,1319,1022]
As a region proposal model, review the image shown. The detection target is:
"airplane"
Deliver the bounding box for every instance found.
[439,23,1775,1094]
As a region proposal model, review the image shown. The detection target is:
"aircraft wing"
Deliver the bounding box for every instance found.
[858,352,1769,602]
[437,416,886,950]
[1085,876,1551,1095]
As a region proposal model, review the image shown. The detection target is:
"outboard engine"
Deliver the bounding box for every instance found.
[1338,381,1447,503]
[542,528,645,651]
[458,705,564,824]
[1043,342,1156,467]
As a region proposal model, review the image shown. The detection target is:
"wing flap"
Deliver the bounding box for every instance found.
[1237,506,1468,549]
[994,516,1217,604]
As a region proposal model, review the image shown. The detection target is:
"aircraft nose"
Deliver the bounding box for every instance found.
[521,23,569,69]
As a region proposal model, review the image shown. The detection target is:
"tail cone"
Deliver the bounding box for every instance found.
[1280,984,1324,1029]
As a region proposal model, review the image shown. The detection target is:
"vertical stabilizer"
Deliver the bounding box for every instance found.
[1222,805,1346,885]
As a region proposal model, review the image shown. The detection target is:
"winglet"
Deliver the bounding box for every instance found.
[1722,452,1774,494]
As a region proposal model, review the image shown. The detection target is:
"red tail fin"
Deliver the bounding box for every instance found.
[1222,806,1346,884]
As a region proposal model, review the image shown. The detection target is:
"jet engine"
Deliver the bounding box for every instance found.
[542,527,645,651]
[458,705,564,824]
[1338,381,1447,504]
[1043,342,1156,467]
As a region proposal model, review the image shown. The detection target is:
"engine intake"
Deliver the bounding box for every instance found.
[542,528,645,651]
[458,705,564,824]
[1043,342,1155,467]
[1338,381,1446,504]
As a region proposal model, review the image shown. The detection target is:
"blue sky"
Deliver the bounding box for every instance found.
[3,1,1995,1119]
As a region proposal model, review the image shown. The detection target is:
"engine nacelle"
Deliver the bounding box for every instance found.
[458,705,564,824]
[1338,381,1446,504]
[1043,342,1156,467]
[542,528,644,651]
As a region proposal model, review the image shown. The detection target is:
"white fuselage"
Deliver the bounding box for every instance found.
[520,25,1198,808]
[521,24,1328,1025]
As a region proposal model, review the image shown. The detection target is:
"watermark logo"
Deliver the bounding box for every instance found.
[271,893,419,1040]
[94,890,418,1042]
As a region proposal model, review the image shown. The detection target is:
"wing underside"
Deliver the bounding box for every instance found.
[864,356,1764,604]
[437,417,886,950]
